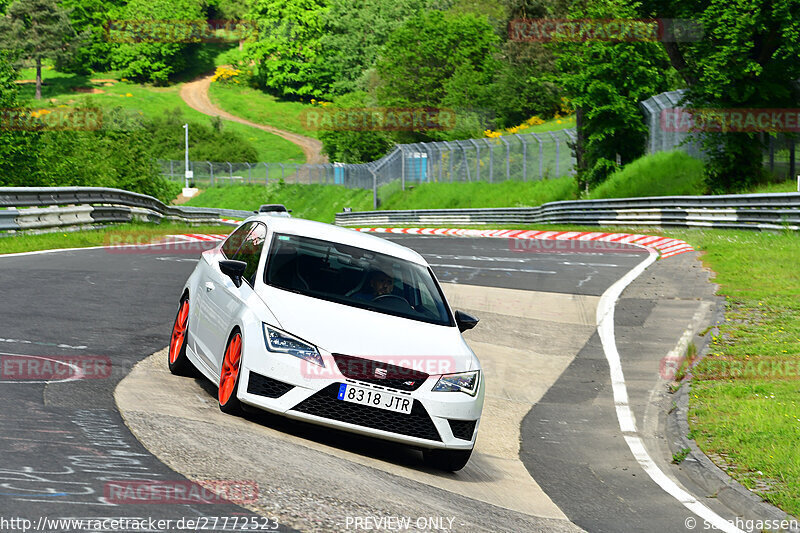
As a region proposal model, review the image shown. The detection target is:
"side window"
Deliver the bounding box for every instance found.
[231,223,267,287]
[222,222,255,259]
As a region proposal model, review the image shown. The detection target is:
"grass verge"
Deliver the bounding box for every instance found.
[590,151,706,198]
[208,82,319,138]
[0,222,232,255]
[183,183,374,223]
[380,176,578,210]
[17,69,305,164]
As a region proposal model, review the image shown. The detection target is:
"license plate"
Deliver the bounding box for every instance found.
[337,384,412,415]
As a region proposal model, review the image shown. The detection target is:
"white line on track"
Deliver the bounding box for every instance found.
[428,263,557,274]
[597,248,745,533]
[0,351,85,384]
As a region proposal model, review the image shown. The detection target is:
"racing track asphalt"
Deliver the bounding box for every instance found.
[0,233,737,532]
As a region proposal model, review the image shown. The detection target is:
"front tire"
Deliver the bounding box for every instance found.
[168,296,193,376]
[218,330,244,416]
[422,448,473,471]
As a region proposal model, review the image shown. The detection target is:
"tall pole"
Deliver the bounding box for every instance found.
[183,123,189,188]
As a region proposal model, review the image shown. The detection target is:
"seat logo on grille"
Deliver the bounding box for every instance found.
[374,367,388,379]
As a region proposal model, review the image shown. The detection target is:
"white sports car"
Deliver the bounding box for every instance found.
[168,215,484,470]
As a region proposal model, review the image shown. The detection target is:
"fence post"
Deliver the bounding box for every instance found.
[207,161,214,186]
[499,136,511,181]
[482,139,494,183]
[279,163,285,182]
[169,160,174,179]
[400,146,405,190]
[245,162,251,184]
[530,133,543,179]
[548,132,560,177]
[227,162,233,183]
[445,141,454,181]
[469,139,481,181]
[564,129,577,176]
[371,168,378,209]
[515,134,528,181]
[422,143,434,184]
[457,141,471,182]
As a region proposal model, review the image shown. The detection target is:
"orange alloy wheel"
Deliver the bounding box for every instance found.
[219,333,242,405]
[169,300,189,364]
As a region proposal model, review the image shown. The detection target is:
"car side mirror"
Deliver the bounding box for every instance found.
[455,310,479,332]
[219,259,247,288]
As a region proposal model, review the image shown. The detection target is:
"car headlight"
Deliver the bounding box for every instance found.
[432,371,480,396]
[263,325,324,367]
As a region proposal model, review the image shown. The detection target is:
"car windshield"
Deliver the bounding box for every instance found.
[264,233,453,327]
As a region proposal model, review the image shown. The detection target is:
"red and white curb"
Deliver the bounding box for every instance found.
[354,228,694,259]
[172,234,228,243]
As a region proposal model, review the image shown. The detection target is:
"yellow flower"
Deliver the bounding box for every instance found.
[125,93,133,97]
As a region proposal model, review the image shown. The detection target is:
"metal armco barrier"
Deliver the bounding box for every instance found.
[335,193,800,231]
[0,187,250,233]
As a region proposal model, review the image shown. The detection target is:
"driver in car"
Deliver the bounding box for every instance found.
[353,269,394,301]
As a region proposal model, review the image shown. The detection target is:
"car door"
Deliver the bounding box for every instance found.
[192,222,254,370]
[205,222,268,375]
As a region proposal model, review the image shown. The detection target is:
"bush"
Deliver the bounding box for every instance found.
[143,108,259,162]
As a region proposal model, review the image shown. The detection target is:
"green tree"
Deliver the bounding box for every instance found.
[318,91,395,163]
[0,0,80,99]
[640,0,800,191]
[111,0,205,85]
[0,51,37,184]
[319,0,429,96]
[59,0,125,73]
[245,0,330,98]
[556,0,672,188]
[375,11,500,108]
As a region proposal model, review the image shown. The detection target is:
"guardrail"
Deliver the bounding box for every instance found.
[0,187,252,233]
[335,193,800,231]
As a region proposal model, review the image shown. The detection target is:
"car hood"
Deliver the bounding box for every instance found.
[256,285,477,374]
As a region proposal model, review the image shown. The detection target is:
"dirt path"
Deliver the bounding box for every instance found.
[180,73,326,164]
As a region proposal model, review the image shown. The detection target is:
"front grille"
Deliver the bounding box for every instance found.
[332,354,429,391]
[247,372,294,398]
[448,419,477,441]
[292,383,441,441]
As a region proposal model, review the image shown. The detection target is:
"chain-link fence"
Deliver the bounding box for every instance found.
[160,129,577,208]
[641,90,797,181]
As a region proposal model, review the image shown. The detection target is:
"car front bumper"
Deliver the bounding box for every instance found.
[237,341,484,450]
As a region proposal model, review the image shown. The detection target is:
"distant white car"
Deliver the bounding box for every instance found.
[168,215,484,470]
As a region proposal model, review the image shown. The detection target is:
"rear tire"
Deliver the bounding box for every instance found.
[422,448,473,471]
[218,330,244,416]
[168,296,193,376]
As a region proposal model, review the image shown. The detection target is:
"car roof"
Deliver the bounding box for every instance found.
[243,215,428,266]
